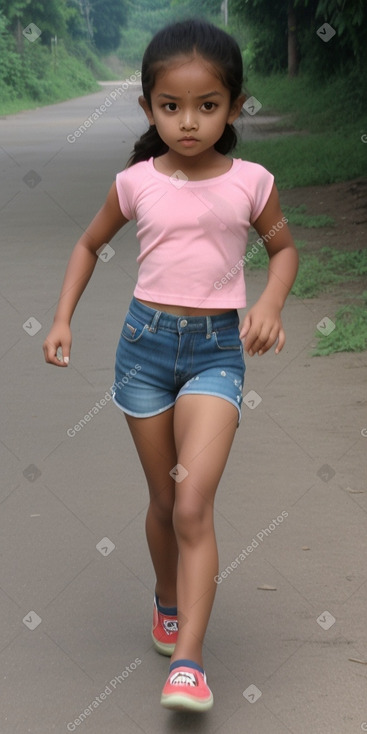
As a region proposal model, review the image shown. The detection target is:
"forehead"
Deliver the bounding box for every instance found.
[151,55,228,96]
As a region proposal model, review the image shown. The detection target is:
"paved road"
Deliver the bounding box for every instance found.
[1,84,366,734]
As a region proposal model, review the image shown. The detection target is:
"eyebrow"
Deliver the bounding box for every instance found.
[157,91,224,100]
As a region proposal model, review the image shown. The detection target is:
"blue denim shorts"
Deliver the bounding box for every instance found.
[112,297,246,424]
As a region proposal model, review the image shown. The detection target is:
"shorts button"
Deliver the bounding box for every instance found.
[220,370,226,376]
[180,319,188,327]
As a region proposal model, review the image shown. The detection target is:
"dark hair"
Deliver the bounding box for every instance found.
[127,18,243,167]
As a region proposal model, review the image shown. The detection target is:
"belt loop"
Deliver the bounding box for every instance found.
[206,316,213,337]
[148,310,161,333]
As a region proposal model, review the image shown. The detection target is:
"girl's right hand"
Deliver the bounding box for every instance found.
[43,322,72,367]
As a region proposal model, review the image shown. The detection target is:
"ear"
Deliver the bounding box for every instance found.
[227,93,246,125]
[139,95,155,125]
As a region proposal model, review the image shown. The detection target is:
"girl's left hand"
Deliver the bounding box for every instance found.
[239,300,286,356]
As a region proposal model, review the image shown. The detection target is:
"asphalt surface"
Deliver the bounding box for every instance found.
[1,82,367,734]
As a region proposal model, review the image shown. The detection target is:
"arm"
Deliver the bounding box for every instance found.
[240,184,299,356]
[43,182,129,366]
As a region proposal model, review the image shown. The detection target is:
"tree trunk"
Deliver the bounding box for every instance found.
[288,1,298,76]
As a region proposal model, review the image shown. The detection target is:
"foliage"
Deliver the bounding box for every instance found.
[231,0,288,74]
[283,205,334,228]
[236,130,366,189]
[231,0,367,78]
[0,35,100,110]
[0,0,125,109]
[0,0,128,51]
[116,0,225,67]
[116,26,152,67]
[91,0,127,52]
[0,0,71,44]
[243,70,367,133]
[170,0,222,21]
[313,295,367,355]
[246,242,367,300]
[235,68,367,189]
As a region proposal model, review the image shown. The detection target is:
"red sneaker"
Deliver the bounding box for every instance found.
[160,660,214,712]
[151,595,178,656]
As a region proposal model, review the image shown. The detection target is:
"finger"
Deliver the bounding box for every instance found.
[239,314,251,340]
[242,317,263,353]
[43,340,68,367]
[244,329,261,355]
[257,325,282,355]
[245,323,272,355]
[275,327,286,354]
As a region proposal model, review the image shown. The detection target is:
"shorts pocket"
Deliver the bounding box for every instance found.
[213,326,242,351]
[120,312,148,343]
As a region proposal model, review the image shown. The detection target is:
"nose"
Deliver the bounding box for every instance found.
[179,108,198,131]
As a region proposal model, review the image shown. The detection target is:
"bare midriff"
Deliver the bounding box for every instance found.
[137,298,234,316]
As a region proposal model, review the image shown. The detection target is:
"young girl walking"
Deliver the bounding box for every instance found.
[43,18,298,713]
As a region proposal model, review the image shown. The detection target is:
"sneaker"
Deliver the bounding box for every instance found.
[160,659,214,712]
[151,594,178,656]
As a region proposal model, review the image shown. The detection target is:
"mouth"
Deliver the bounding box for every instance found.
[178,137,199,147]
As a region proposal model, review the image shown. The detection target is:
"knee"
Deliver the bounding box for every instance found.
[148,490,174,526]
[173,500,213,542]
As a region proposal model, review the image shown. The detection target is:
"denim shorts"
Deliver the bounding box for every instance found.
[112,297,246,424]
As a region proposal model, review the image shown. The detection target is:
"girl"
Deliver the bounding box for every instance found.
[43,19,298,713]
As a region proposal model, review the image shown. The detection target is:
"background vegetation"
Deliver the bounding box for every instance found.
[0,0,127,112]
[1,0,366,353]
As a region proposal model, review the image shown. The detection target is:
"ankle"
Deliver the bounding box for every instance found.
[155,587,177,610]
[170,651,203,669]
[169,658,204,674]
[155,594,177,616]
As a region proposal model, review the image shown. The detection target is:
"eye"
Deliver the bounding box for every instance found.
[201,102,217,111]
[164,102,178,112]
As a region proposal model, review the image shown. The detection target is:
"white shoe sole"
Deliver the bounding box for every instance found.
[160,691,214,712]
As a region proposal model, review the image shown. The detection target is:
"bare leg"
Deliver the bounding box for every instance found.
[171,395,238,668]
[124,408,178,607]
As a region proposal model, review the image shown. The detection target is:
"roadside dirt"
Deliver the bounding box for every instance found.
[279,177,367,305]
[279,177,367,252]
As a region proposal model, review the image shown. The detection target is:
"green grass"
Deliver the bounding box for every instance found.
[291,252,341,298]
[236,131,366,189]
[238,70,367,355]
[236,71,367,188]
[246,243,367,299]
[243,71,366,134]
[313,295,367,355]
[283,205,334,228]
[246,242,367,355]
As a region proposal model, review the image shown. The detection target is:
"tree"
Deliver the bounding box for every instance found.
[0,0,76,48]
[232,0,367,77]
[89,0,127,52]
[287,0,298,76]
[0,0,128,52]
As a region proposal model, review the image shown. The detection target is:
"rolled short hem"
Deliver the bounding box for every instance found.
[112,391,241,425]
[112,393,176,419]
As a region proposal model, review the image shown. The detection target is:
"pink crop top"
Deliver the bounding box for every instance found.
[115,157,274,308]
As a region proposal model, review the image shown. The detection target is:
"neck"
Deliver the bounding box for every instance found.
[159,147,225,174]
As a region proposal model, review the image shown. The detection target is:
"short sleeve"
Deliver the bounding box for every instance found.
[115,168,135,220]
[249,164,274,224]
